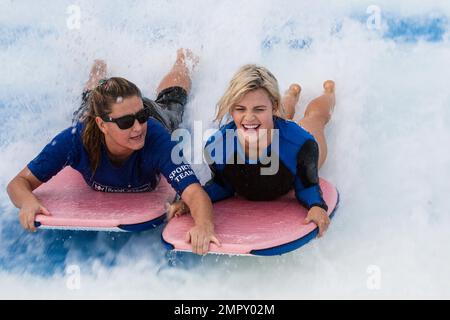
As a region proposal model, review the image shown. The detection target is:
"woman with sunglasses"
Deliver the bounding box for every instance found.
[7,49,220,255]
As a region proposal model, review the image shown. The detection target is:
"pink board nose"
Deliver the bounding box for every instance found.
[33,167,174,231]
[162,178,339,256]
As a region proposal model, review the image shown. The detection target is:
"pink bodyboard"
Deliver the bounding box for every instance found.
[33,167,174,231]
[162,178,338,255]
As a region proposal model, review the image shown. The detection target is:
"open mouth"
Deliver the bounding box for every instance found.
[242,124,261,130]
[130,133,144,141]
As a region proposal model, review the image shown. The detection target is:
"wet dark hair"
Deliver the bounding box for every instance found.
[82,77,142,173]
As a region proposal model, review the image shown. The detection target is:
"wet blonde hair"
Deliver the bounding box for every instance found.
[214,64,284,124]
[82,77,142,173]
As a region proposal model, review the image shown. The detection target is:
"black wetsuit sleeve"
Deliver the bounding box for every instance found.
[294,139,328,211]
[203,162,235,202]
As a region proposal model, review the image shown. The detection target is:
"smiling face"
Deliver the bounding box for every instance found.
[231,88,275,149]
[95,95,147,159]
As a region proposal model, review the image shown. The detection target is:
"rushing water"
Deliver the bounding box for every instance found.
[1,0,449,299]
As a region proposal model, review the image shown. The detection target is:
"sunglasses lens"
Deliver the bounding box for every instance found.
[116,115,135,129]
[136,109,149,124]
[107,108,149,130]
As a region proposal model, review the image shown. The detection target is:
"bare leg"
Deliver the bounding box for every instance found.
[156,48,198,95]
[84,60,107,91]
[73,60,108,122]
[280,84,302,119]
[298,80,335,169]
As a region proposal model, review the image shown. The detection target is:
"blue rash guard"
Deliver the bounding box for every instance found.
[27,118,199,195]
[203,116,328,211]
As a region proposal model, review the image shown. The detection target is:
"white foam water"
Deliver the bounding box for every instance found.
[1,0,449,299]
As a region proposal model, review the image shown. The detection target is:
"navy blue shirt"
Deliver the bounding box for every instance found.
[28,118,199,194]
[203,117,328,211]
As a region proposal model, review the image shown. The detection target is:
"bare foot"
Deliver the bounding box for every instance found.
[288,83,302,98]
[85,59,107,91]
[281,83,302,119]
[323,80,335,94]
[176,48,199,72]
[323,80,336,115]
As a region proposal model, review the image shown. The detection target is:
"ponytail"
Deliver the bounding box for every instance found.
[81,77,142,173]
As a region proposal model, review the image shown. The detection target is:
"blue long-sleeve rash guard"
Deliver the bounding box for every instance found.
[202,117,328,211]
[27,118,199,195]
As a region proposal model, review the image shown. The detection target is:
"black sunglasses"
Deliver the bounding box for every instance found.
[101,107,151,130]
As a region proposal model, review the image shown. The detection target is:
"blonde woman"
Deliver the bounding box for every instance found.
[169,64,335,237]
